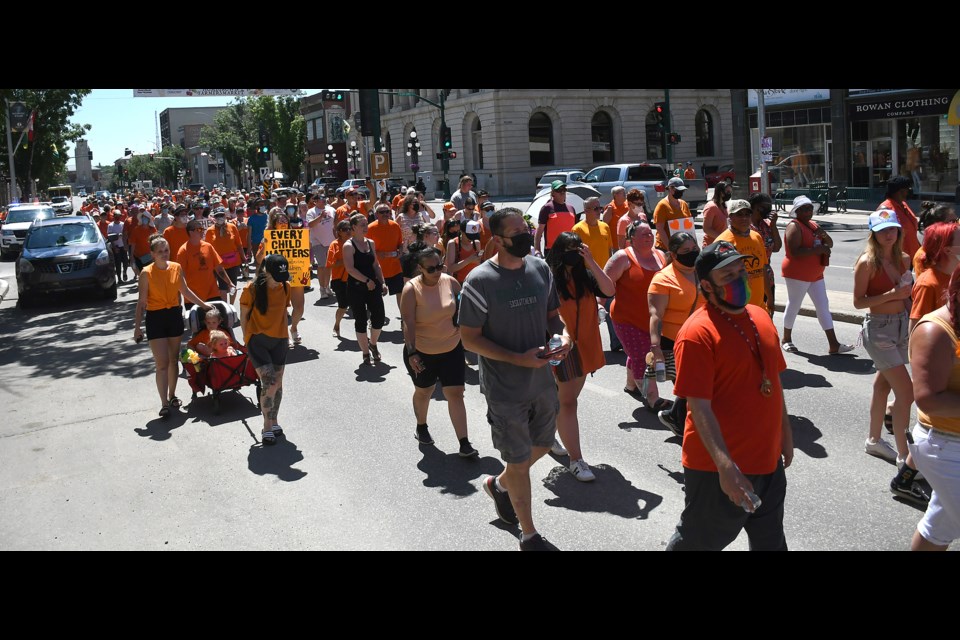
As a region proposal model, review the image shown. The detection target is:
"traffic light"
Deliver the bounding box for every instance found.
[667,132,681,145]
[436,150,458,160]
[322,90,344,102]
[654,102,666,126]
[448,151,457,160]
[441,126,452,150]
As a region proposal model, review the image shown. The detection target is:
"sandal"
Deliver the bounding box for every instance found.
[362,353,372,366]
[159,405,170,418]
[168,396,182,409]
[261,430,277,446]
[781,342,799,353]
[646,398,673,415]
[884,413,894,435]
[624,387,645,401]
[370,344,381,362]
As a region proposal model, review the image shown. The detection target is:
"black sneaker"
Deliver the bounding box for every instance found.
[890,478,931,505]
[414,425,434,445]
[459,440,479,458]
[482,475,518,525]
[519,533,551,551]
[658,410,684,438]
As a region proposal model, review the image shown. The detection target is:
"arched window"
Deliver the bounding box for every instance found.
[529,113,554,166]
[696,109,714,157]
[645,109,666,159]
[592,111,614,163]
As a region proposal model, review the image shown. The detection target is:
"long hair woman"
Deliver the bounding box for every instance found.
[239,254,292,445]
[342,212,388,364]
[701,180,732,246]
[397,193,431,251]
[400,247,477,456]
[853,209,914,467]
[256,207,306,345]
[133,235,212,417]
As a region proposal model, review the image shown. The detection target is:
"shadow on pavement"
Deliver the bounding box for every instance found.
[355,362,396,382]
[186,389,261,426]
[0,298,156,382]
[377,329,405,345]
[416,445,504,497]
[618,406,670,433]
[542,464,663,519]
[285,345,321,365]
[800,352,875,375]
[781,369,832,390]
[135,411,190,441]
[247,436,307,481]
[334,337,362,353]
[657,463,685,486]
[790,414,827,459]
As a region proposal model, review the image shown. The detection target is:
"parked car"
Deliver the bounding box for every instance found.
[534,170,585,195]
[1,204,56,258]
[50,196,74,216]
[704,164,736,187]
[16,216,117,307]
[340,179,371,200]
[95,190,111,201]
[77,189,88,197]
[385,178,407,197]
[580,163,709,210]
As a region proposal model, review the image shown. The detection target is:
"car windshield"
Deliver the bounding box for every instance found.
[6,208,55,224]
[26,223,99,249]
[627,166,667,180]
[51,196,68,203]
[540,174,562,183]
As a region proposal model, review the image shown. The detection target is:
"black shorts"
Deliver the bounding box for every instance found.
[384,273,404,296]
[331,279,349,309]
[145,306,185,341]
[247,333,288,369]
[217,266,241,291]
[403,342,466,388]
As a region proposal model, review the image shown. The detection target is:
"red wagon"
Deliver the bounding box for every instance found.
[183,347,261,414]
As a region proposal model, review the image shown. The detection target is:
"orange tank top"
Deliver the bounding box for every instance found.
[145,262,182,310]
[865,264,897,298]
[913,312,960,435]
[611,247,664,329]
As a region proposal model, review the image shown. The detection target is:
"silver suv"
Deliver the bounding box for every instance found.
[1,205,56,258]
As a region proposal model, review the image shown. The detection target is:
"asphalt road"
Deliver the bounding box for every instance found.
[0,249,929,550]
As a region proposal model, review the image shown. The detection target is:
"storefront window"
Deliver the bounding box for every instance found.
[850,115,956,194]
[751,123,829,190]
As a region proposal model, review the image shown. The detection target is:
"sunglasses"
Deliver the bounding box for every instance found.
[421,263,444,274]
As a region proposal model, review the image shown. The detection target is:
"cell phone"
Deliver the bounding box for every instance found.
[537,345,565,359]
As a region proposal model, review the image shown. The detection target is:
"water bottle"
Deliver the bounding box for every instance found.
[548,334,563,366]
[597,305,607,324]
[655,361,667,383]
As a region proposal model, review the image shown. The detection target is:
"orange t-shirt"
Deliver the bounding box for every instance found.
[392,193,405,210]
[910,268,950,320]
[239,282,291,340]
[336,200,370,223]
[674,304,787,474]
[652,198,693,250]
[204,224,244,268]
[648,263,705,340]
[610,248,665,329]
[367,219,403,278]
[236,219,251,250]
[129,224,155,258]
[326,239,347,282]
[604,200,630,228]
[176,241,223,302]
[143,261,183,311]
[557,284,605,375]
[163,225,190,258]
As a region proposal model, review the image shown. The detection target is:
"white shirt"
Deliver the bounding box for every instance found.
[106,221,125,247]
[306,205,336,246]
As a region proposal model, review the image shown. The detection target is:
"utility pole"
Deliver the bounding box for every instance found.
[664,89,673,169]
[757,89,769,195]
[5,99,18,202]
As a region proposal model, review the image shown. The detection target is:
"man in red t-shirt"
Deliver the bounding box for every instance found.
[534,180,576,261]
[666,241,794,551]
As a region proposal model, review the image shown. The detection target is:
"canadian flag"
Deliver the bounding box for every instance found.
[27,110,35,142]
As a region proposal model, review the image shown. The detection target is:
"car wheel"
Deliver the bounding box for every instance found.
[103,283,118,301]
[16,292,32,309]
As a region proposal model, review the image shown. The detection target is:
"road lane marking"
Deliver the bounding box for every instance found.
[583,381,618,398]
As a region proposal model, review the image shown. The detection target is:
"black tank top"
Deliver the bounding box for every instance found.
[349,238,377,283]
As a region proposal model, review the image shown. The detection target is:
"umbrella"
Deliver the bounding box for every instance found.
[526,191,587,225]
[534,183,601,203]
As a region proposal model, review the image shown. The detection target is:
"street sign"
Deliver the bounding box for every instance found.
[370,152,390,179]
[259,168,268,180]
[761,136,773,162]
[8,102,29,132]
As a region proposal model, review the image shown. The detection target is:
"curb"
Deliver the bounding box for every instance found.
[0,278,8,303]
[773,302,863,326]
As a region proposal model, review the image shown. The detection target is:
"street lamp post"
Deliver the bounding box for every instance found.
[324,144,339,182]
[347,140,362,177]
[406,130,422,187]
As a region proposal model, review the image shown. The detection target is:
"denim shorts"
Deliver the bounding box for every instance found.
[911,423,960,547]
[861,310,909,372]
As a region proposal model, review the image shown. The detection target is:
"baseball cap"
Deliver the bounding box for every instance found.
[213,208,227,217]
[465,220,482,237]
[481,201,496,210]
[728,199,752,215]
[550,180,565,191]
[695,240,747,281]
[868,209,902,233]
[344,187,358,196]
[263,254,290,283]
[667,177,688,191]
[443,202,456,212]
[790,195,814,215]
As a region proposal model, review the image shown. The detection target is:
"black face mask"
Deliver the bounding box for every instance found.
[673,190,684,200]
[412,203,420,212]
[502,232,533,258]
[723,192,732,202]
[675,249,700,268]
[562,250,584,267]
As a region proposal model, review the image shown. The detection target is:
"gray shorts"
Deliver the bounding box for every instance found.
[861,310,909,372]
[486,389,559,464]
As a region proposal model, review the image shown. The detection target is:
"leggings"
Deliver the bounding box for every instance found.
[782,277,833,331]
[348,281,385,333]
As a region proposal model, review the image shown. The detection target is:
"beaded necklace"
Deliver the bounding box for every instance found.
[712,303,773,397]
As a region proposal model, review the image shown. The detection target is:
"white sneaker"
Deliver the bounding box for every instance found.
[569,459,596,482]
[865,437,897,462]
[550,438,568,457]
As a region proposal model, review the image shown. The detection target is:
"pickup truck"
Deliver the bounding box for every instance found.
[580,163,708,212]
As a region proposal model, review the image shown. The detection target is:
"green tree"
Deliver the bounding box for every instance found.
[199,99,259,189]
[250,95,306,183]
[0,89,92,198]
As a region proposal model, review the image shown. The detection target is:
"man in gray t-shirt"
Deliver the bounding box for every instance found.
[450,175,477,211]
[459,207,572,552]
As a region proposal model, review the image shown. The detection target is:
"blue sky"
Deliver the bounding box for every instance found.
[68,89,322,170]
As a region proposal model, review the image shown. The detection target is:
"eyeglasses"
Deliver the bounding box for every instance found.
[422,264,444,274]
